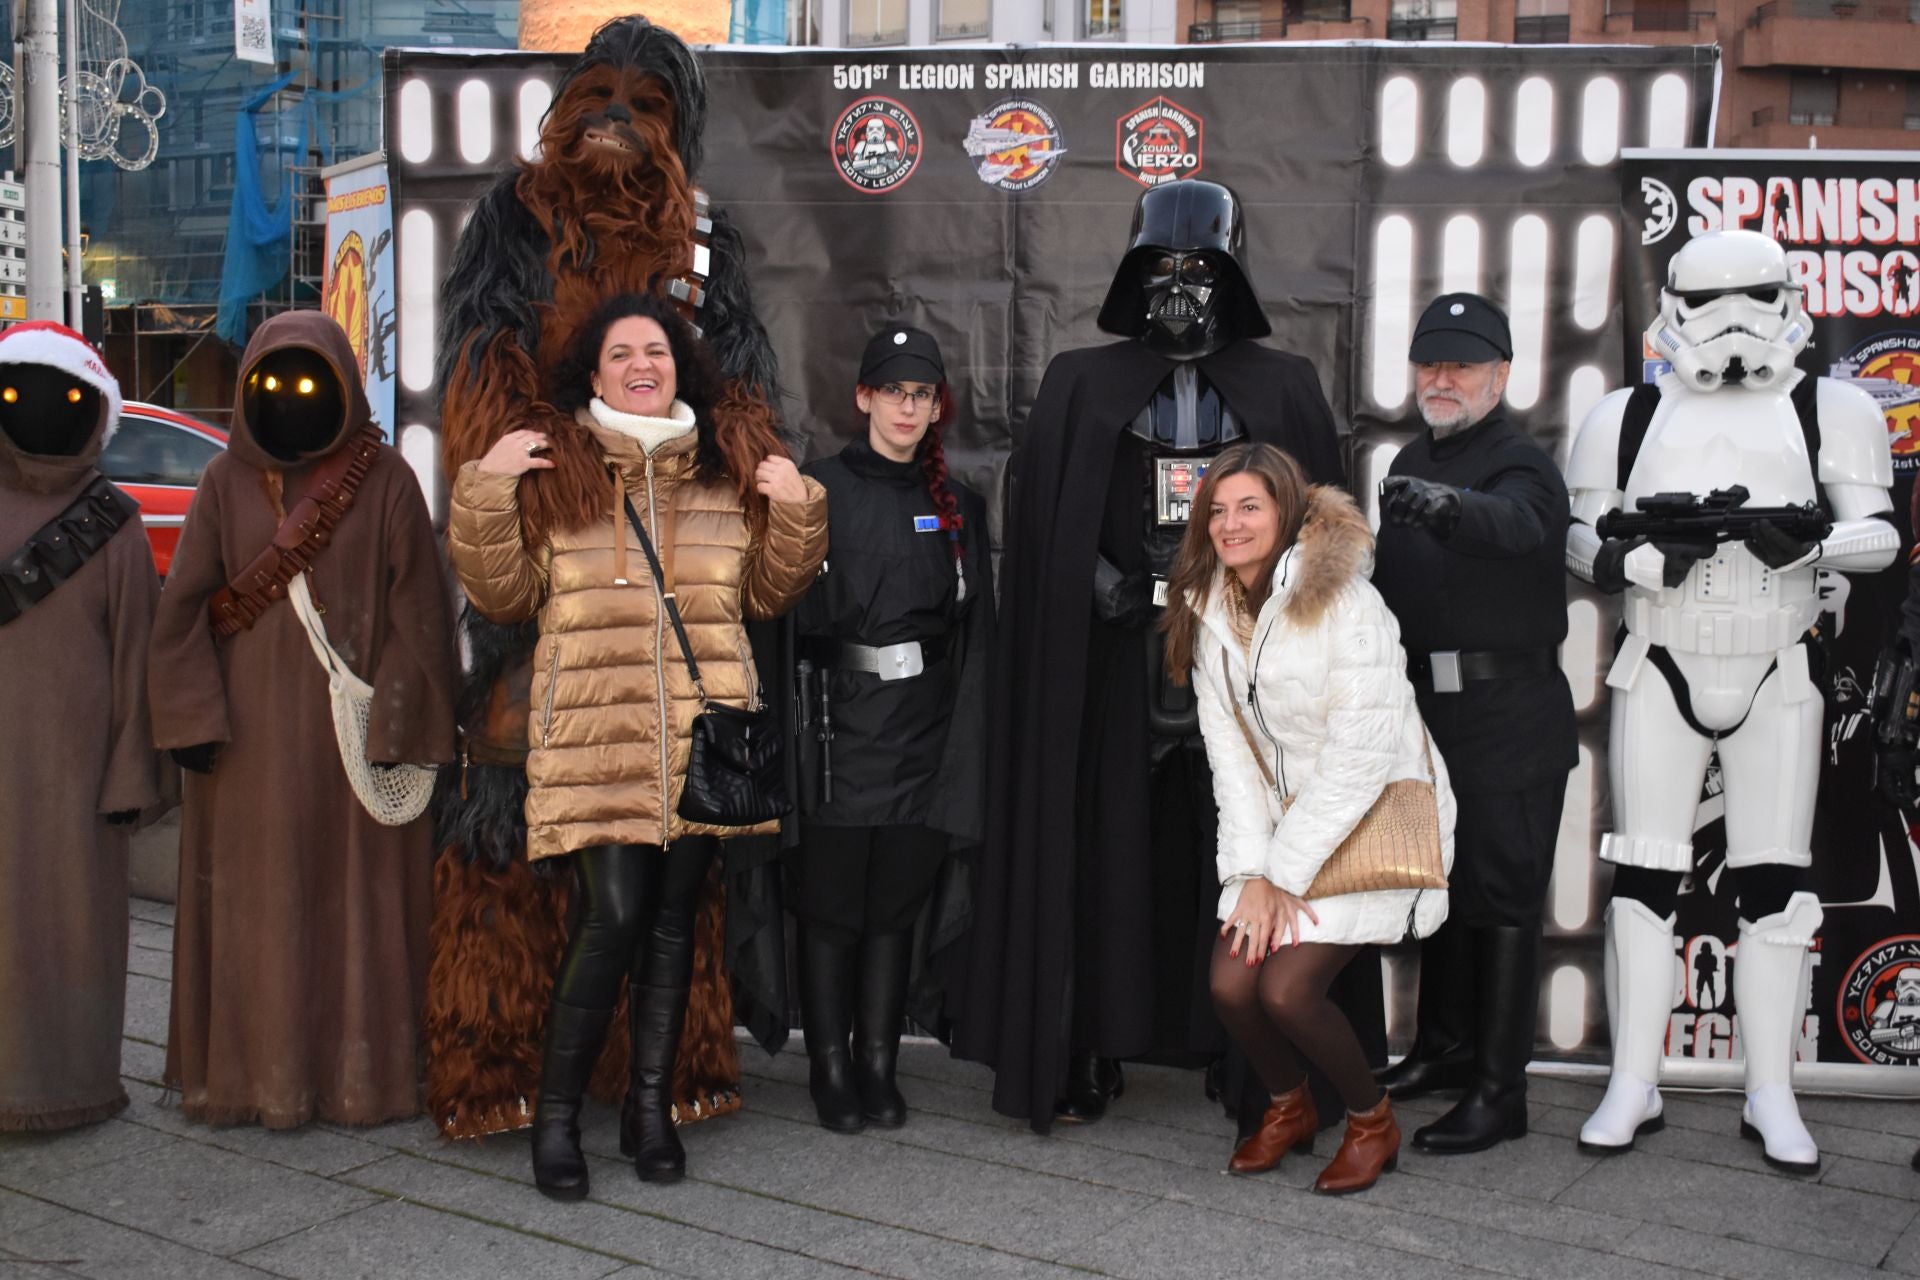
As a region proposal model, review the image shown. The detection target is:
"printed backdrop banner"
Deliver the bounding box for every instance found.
[321,154,397,442]
[1620,149,1920,1079]
[385,41,1719,1063]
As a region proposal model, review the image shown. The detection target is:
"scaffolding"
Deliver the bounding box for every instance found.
[75,1,515,339]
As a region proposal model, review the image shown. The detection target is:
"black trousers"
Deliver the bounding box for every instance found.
[793,822,947,944]
[1446,782,1567,928]
[553,837,718,1010]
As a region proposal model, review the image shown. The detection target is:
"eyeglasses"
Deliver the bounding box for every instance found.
[872,384,937,409]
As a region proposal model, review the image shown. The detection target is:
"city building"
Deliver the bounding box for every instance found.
[72,2,517,422]
[1183,0,1920,149]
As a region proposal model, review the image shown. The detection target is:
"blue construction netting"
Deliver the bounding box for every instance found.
[215,72,304,345]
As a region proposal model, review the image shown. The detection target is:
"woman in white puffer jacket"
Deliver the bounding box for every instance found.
[1161,442,1456,1197]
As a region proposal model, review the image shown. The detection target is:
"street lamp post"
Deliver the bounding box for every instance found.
[23,0,60,320]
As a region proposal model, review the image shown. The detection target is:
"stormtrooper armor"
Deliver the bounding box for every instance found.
[1566,230,1897,1171]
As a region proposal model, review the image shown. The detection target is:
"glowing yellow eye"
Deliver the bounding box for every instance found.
[263,375,280,392]
[1,388,16,404]
[66,387,81,403]
[296,377,315,395]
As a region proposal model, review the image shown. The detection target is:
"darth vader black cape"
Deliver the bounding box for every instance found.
[955,336,1387,1131]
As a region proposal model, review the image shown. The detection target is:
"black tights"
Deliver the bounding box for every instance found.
[1209,936,1381,1114]
[1610,863,1799,921]
[552,838,717,1011]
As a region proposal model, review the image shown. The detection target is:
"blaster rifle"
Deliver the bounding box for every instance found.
[1595,485,1829,546]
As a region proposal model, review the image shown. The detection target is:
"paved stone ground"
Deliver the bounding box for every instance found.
[2,897,1917,1280]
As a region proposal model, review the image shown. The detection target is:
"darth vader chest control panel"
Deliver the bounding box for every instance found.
[1131,363,1242,605]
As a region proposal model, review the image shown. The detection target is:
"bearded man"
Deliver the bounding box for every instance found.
[1369,293,1577,1155]
[430,15,784,1141]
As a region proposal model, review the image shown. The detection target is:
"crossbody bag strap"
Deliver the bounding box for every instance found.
[622,493,707,702]
[1222,649,1279,795]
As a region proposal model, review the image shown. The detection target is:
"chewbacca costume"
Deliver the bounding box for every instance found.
[430,16,788,1140]
[0,323,171,1131]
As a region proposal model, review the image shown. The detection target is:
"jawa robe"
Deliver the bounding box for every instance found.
[148,312,458,1127]
[0,400,170,1130]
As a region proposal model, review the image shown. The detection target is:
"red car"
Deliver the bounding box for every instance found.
[97,401,229,577]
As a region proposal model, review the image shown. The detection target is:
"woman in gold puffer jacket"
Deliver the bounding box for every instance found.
[448,292,826,1199]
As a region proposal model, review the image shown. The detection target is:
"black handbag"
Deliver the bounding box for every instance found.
[623,496,791,827]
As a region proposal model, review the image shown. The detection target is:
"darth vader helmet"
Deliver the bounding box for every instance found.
[1647,230,1810,392]
[1097,179,1271,358]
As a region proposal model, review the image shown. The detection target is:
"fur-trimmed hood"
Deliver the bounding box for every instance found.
[1200,484,1374,638]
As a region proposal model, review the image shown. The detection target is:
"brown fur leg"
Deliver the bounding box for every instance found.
[424,852,569,1139]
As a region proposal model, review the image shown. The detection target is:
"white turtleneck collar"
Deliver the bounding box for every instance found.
[588,397,697,455]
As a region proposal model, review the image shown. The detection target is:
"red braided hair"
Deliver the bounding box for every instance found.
[856,381,963,568]
[919,383,963,568]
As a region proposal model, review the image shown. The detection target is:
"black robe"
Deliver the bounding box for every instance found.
[955,338,1349,1129]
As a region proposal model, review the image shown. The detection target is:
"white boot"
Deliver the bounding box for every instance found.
[1735,891,1822,1173]
[1579,898,1674,1154]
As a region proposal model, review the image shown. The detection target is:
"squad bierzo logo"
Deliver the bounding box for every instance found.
[1838,935,1920,1066]
[1115,96,1203,190]
[831,96,923,194]
[963,99,1067,193]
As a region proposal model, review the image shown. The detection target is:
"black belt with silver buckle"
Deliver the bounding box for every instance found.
[1408,647,1558,693]
[800,634,950,680]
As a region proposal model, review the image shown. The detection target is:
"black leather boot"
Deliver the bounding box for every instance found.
[852,931,913,1128]
[1413,926,1537,1155]
[1054,1051,1124,1124]
[799,925,866,1134]
[1377,920,1475,1099]
[622,883,703,1184]
[531,999,615,1200]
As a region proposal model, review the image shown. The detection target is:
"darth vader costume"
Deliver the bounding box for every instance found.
[957,181,1366,1132]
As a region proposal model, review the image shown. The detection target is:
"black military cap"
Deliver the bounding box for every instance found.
[859,326,945,387]
[1409,293,1512,363]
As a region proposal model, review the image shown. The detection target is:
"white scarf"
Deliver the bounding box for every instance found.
[588,396,697,455]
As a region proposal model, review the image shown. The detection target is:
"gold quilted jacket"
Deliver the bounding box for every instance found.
[447,419,827,858]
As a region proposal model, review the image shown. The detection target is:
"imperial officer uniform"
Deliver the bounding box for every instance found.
[1369,293,1577,1154]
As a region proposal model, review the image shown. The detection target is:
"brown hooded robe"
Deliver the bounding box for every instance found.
[0,350,170,1131]
[149,312,458,1127]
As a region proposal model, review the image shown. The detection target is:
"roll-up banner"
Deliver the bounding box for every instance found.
[1620,149,1920,1088]
[321,153,397,443]
[387,40,1721,1065]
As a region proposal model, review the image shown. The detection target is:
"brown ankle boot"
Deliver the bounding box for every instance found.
[1228,1082,1318,1174]
[1314,1095,1400,1195]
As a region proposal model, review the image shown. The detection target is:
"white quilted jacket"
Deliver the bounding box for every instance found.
[1191,487,1456,946]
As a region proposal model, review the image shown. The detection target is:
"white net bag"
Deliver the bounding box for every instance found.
[288,573,436,826]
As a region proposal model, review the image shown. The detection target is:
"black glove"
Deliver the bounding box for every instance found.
[1653,539,1716,589]
[1590,536,1646,595]
[1744,516,1827,571]
[1878,748,1920,813]
[170,743,221,775]
[105,810,140,826]
[1378,476,1463,539]
[1092,555,1156,629]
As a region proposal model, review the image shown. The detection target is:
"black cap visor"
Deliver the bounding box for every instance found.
[1409,330,1510,364]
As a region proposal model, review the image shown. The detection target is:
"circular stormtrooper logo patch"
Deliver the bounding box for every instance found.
[1837,935,1920,1066]
[831,97,922,194]
[1639,176,1678,246]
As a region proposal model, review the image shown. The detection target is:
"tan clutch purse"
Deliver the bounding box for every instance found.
[1221,651,1447,900]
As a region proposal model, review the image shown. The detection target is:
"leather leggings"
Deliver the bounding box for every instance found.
[552,838,718,1012]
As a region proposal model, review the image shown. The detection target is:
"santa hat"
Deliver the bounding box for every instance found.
[0,320,123,444]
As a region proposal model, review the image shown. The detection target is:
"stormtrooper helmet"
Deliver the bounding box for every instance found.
[1648,229,1809,391]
